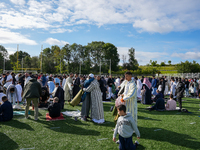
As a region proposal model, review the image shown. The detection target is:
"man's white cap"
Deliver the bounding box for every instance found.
[89,73,94,78]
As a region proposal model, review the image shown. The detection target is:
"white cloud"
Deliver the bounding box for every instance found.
[44,38,69,46]
[117,47,169,65]
[0,28,37,45]
[171,52,200,60]
[10,0,25,6]
[50,28,73,33]
[0,0,199,33]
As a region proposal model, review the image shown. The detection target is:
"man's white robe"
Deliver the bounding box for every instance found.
[137,79,142,98]
[63,77,73,101]
[15,84,22,102]
[119,79,138,124]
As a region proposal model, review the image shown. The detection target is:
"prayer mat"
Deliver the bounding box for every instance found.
[46,113,65,121]
[62,110,81,117]
[13,111,30,115]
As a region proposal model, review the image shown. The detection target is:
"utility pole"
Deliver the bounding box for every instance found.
[60,58,61,74]
[22,58,23,74]
[100,60,101,75]
[3,58,5,73]
[41,45,43,73]
[79,62,81,75]
[17,44,19,69]
[109,59,111,76]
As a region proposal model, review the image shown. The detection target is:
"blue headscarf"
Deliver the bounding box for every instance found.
[81,77,94,101]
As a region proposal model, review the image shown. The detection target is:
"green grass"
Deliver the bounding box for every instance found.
[0,98,200,150]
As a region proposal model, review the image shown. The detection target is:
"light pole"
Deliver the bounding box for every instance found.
[3,58,5,73]
[79,62,81,75]
[99,59,111,76]
[109,59,111,76]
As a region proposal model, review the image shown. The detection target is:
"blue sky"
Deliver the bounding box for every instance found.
[0,0,200,65]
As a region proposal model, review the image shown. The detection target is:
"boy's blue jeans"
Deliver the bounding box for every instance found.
[119,135,136,150]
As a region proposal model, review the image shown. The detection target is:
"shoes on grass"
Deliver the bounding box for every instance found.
[116,140,119,144]
[135,141,139,147]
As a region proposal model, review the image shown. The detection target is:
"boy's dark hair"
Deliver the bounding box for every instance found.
[10,88,15,92]
[169,94,173,99]
[125,72,132,76]
[55,83,59,86]
[2,96,7,101]
[18,81,22,84]
[117,104,126,113]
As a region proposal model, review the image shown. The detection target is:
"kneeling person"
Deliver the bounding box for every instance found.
[113,105,140,150]
[48,97,61,118]
[0,96,13,122]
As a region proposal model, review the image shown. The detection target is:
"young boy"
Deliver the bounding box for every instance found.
[48,97,61,118]
[0,96,13,122]
[165,94,176,111]
[113,105,140,150]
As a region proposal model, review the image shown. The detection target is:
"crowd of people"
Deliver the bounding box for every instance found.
[0,71,199,149]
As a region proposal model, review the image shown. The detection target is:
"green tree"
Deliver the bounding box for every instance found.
[168,60,171,65]
[127,47,138,70]
[160,62,166,66]
[176,60,200,73]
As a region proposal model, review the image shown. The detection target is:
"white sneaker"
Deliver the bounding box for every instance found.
[116,140,119,144]
[135,141,139,145]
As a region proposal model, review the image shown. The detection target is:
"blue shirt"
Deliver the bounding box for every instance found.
[54,78,60,86]
[47,81,55,93]
[151,78,157,88]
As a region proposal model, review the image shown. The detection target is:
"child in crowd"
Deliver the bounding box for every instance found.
[0,96,13,122]
[0,90,6,104]
[48,97,61,118]
[165,94,176,110]
[113,105,140,150]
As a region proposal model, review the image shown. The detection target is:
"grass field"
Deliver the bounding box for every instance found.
[0,97,200,150]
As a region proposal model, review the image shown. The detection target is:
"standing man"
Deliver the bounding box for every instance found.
[175,78,185,111]
[5,72,13,89]
[135,77,142,99]
[160,78,165,98]
[119,72,138,125]
[83,73,104,124]
[170,78,176,100]
[64,73,74,102]
[151,76,157,96]
[24,73,31,87]
[107,75,115,100]
[73,73,80,98]
[23,78,41,120]
[62,75,67,88]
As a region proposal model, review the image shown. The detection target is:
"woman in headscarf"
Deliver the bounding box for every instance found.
[141,77,152,104]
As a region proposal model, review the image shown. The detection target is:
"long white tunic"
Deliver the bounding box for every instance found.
[137,79,142,98]
[119,79,137,124]
[64,77,73,101]
[15,84,22,102]
[170,82,176,97]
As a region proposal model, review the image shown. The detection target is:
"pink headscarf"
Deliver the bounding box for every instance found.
[143,77,152,89]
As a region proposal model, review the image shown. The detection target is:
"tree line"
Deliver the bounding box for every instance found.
[1,43,200,74]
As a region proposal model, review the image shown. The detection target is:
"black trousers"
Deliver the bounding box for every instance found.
[177,97,182,109]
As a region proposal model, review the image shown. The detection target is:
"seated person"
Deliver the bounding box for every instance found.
[6,84,19,105]
[0,96,13,122]
[48,97,61,118]
[39,87,49,108]
[52,83,64,109]
[149,97,165,111]
[0,90,6,104]
[165,94,176,110]
[152,90,163,102]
